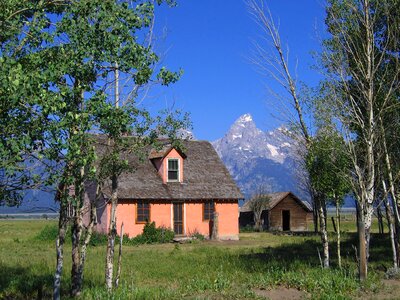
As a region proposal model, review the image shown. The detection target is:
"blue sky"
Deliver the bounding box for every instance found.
[149,0,328,141]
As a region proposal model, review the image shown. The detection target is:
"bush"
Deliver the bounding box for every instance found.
[240,225,256,233]
[34,221,174,246]
[190,231,205,241]
[129,222,174,245]
[34,225,59,241]
[89,231,109,246]
[385,267,400,279]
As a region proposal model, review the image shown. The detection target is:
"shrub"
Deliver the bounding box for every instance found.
[34,221,174,246]
[34,225,59,241]
[130,222,174,244]
[190,231,205,241]
[89,231,108,246]
[385,267,400,279]
[240,225,256,233]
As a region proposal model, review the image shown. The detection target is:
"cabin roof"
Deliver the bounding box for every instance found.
[240,191,312,213]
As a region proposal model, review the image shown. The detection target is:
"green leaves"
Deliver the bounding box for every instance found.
[306,128,351,204]
[1,0,189,207]
[157,67,183,86]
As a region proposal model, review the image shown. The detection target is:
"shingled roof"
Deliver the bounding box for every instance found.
[94,136,244,200]
[240,191,312,212]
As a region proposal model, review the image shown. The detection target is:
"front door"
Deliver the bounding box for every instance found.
[282,210,290,231]
[173,202,184,235]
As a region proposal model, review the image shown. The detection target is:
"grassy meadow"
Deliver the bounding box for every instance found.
[0,219,398,299]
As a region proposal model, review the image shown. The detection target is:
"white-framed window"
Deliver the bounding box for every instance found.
[167,158,179,182]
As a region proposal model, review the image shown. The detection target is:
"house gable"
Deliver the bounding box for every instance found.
[240,191,312,213]
[158,148,184,184]
[269,192,312,212]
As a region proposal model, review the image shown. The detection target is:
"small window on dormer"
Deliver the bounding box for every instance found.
[168,159,179,182]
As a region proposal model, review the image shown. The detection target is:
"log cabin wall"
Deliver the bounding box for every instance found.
[269,195,311,231]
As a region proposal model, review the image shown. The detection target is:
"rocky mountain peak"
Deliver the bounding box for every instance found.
[222,113,262,142]
[236,113,253,124]
[231,113,257,129]
[211,113,302,198]
[214,114,293,162]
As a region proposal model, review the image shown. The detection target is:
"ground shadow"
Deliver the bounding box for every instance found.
[238,238,323,273]
[336,232,393,270]
[238,232,393,274]
[0,264,53,299]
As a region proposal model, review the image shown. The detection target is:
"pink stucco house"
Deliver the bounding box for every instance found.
[87,137,243,240]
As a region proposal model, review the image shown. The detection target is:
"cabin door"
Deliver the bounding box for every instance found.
[282,210,290,231]
[173,202,184,235]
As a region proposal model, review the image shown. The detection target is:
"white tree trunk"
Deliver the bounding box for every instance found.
[383,180,398,269]
[318,201,329,268]
[53,200,68,300]
[114,222,124,288]
[335,198,341,269]
[105,175,118,291]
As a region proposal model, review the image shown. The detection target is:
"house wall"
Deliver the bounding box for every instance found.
[96,199,239,240]
[185,202,211,237]
[216,201,239,240]
[306,211,314,228]
[185,200,239,240]
[109,200,172,238]
[269,195,311,231]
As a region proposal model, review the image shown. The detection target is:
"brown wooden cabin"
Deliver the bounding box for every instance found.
[239,192,313,231]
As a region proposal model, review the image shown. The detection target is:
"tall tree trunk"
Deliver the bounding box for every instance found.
[335,197,342,269]
[313,198,320,233]
[53,198,68,300]
[356,200,372,279]
[318,198,329,268]
[379,117,400,224]
[211,212,219,240]
[383,180,398,269]
[70,169,84,297]
[105,63,121,292]
[70,212,83,296]
[77,184,98,289]
[364,205,374,263]
[70,160,89,297]
[114,222,124,288]
[379,116,400,263]
[105,174,118,291]
[254,211,262,232]
[355,200,360,234]
[359,215,367,281]
[377,204,384,234]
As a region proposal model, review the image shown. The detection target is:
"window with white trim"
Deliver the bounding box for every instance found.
[167,158,179,182]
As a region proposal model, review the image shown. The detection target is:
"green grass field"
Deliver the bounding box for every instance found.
[0,219,397,299]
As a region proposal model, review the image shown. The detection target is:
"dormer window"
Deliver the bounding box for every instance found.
[168,159,179,182]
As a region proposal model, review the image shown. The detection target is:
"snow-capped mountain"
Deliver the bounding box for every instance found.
[212,113,304,199]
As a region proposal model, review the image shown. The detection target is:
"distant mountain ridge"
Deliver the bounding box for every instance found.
[212,113,304,199]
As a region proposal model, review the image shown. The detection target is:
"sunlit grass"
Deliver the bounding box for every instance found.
[0,219,394,299]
